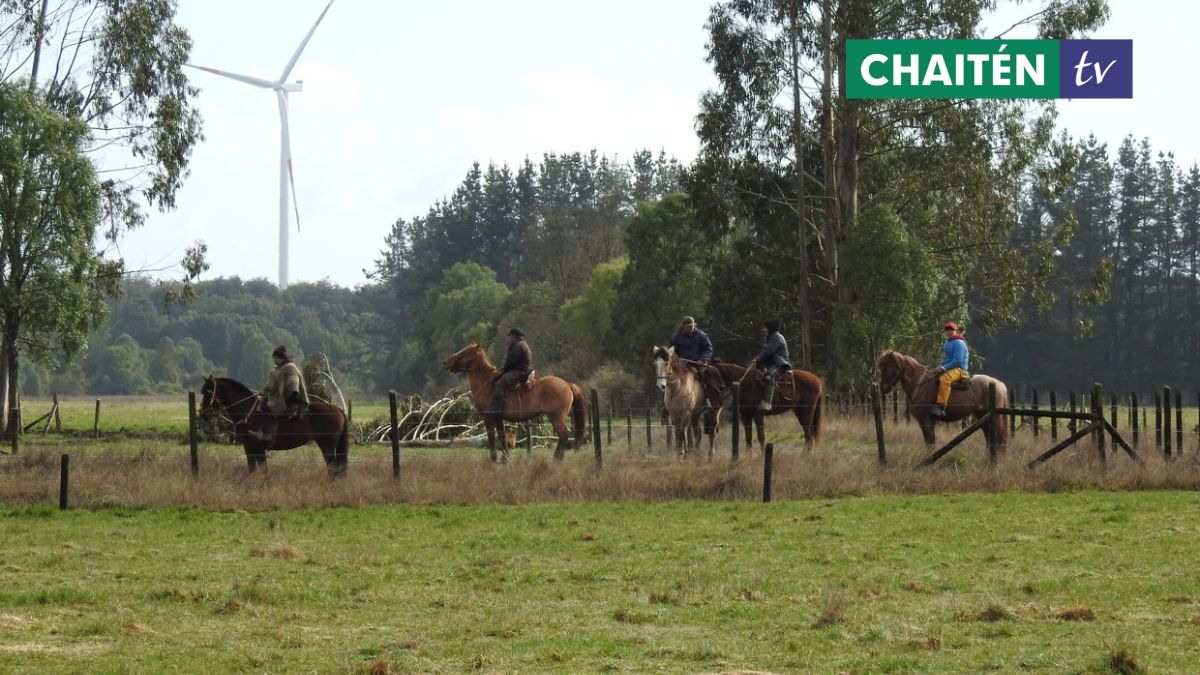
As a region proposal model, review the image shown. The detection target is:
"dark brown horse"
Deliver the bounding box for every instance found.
[200,375,349,475]
[704,363,823,451]
[442,342,587,461]
[875,349,1009,448]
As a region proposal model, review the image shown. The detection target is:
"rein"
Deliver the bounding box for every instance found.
[205,383,259,427]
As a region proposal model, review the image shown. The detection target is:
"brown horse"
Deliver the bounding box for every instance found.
[705,363,823,452]
[441,342,587,461]
[875,349,1009,448]
[200,375,349,475]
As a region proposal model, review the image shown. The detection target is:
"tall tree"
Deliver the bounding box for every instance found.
[0,82,118,420]
[698,0,1109,386]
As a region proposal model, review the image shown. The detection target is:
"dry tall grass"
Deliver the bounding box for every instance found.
[1,412,1197,510]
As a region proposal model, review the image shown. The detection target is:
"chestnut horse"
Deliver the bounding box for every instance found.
[653,346,715,457]
[442,342,587,461]
[875,349,1009,448]
[704,363,823,452]
[200,375,349,475]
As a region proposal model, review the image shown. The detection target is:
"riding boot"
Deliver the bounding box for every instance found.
[759,379,775,411]
[929,404,947,420]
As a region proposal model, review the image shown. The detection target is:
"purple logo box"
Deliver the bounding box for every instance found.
[1059,40,1132,99]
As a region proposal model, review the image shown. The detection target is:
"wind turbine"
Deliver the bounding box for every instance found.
[187,0,335,290]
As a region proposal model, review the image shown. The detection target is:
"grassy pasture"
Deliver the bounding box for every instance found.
[3,397,1200,672]
[2,492,1199,673]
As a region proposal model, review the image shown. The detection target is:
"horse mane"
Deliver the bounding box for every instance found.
[215,376,254,398]
[876,349,920,371]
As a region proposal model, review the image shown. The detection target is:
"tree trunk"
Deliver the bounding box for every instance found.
[788,0,812,370]
[0,337,8,435]
[5,311,19,430]
[820,0,838,379]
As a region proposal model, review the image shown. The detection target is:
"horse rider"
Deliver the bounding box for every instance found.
[748,318,789,411]
[929,321,969,420]
[487,328,533,415]
[662,315,722,419]
[246,344,309,446]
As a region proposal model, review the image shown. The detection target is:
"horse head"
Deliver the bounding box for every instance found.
[875,350,904,395]
[443,342,486,374]
[199,374,218,421]
[652,346,671,391]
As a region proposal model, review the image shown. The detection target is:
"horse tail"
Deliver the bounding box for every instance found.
[994,383,1009,445]
[571,384,588,449]
[811,383,824,442]
[336,408,350,473]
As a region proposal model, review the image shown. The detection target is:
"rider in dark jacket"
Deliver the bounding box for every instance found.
[749,319,790,411]
[668,316,713,363]
[487,328,533,415]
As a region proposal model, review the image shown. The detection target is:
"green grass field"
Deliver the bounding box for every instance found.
[2,491,1199,673]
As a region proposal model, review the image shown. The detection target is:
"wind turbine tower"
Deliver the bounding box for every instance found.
[187,0,335,290]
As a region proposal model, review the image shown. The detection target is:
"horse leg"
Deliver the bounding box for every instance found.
[550,412,569,461]
[244,443,267,472]
[755,411,766,448]
[485,417,499,462]
[794,406,813,452]
[741,410,754,450]
[919,418,936,448]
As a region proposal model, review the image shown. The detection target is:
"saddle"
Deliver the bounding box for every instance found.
[755,369,795,400]
[507,370,536,392]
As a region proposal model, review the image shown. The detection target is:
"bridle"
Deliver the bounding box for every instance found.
[203,380,259,426]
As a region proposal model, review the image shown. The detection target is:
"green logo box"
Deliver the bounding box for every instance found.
[846,40,1060,99]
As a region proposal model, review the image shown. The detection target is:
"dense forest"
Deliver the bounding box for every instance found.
[11,0,1192,406]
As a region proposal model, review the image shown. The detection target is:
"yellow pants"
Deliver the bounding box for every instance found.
[936,368,968,406]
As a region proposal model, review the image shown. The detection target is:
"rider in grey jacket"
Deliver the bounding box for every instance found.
[749,319,790,411]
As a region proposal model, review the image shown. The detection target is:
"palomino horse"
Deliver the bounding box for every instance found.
[653,346,717,457]
[875,349,1009,448]
[442,342,587,461]
[705,363,823,452]
[199,376,349,475]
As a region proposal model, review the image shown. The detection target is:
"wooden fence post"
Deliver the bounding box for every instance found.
[591,388,602,468]
[645,406,652,452]
[1068,391,1077,434]
[1050,390,1058,440]
[93,399,101,439]
[1093,383,1106,466]
[388,390,400,479]
[1163,386,1173,458]
[1155,391,1162,450]
[188,391,199,477]
[872,383,886,467]
[1131,393,1139,447]
[346,397,353,429]
[53,392,61,432]
[762,443,774,503]
[606,404,612,446]
[59,454,70,510]
[626,408,632,448]
[1031,388,1039,438]
[1175,389,1183,452]
[987,382,998,466]
[1110,392,1118,431]
[731,382,741,460]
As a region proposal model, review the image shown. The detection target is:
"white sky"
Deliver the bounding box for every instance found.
[115,0,1194,289]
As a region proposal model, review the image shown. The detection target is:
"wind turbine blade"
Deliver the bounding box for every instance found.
[277,92,301,232]
[279,0,335,82]
[185,63,274,89]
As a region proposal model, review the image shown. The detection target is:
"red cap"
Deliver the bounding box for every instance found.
[943,322,958,332]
